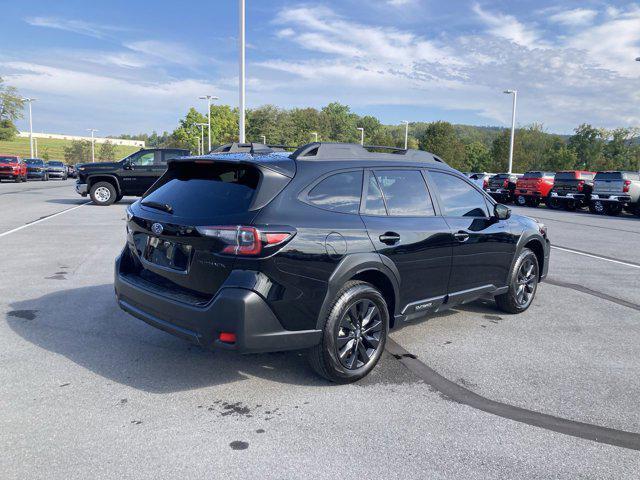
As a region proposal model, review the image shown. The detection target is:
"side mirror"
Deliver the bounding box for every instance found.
[123,161,133,170]
[494,203,511,220]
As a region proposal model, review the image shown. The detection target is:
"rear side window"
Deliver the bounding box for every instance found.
[142,163,259,217]
[430,171,489,218]
[373,170,434,217]
[307,171,363,214]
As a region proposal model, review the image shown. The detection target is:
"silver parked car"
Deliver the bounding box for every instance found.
[589,171,640,216]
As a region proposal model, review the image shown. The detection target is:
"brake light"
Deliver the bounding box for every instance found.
[219,332,237,343]
[623,180,631,193]
[483,179,488,189]
[195,225,293,256]
[503,179,509,188]
[577,180,585,192]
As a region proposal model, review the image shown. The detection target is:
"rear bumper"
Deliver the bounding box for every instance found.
[0,172,20,179]
[48,171,66,177]
[591,194,631,203]
[114,253,322,353]
[27,171,45,178]
[516,190,545,197]
[550,192,586,200]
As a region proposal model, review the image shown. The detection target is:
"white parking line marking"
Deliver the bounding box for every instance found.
[552,245,640,269]
[0,202,91,239]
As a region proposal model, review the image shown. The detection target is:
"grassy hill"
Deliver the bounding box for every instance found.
[0,136,139,161]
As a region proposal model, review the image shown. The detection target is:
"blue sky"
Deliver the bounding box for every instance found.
[1,0,639,136]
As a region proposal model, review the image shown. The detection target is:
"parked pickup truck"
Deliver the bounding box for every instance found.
[590,171,640,216]
[0,155,27,182]
[486,173,522,203]
[548,171,595,210]
[515,171,555,207]
[75,148,189,205]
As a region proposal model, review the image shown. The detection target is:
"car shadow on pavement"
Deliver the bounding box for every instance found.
[7,284,333,393]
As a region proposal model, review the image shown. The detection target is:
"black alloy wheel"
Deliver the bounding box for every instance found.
[514,256,538,309]
[336,299,383,370]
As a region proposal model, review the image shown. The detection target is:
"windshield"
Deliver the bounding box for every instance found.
[48,161,64,166]
[26,159,44,166]
[0,157,18,163]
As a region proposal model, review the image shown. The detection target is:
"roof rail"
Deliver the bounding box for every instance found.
[290,142,443,163]
[210,143,273,155]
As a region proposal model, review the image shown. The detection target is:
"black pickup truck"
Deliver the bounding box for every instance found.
[486,173,522,203]
[75,148,189,205]
[548,170,595,210]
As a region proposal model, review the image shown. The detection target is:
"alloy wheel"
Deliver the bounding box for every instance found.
[336,299,383,370]
[515,257,538,308]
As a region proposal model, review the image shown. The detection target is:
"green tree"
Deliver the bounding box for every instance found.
[568,124,605,170]
[464,141,492,172]
[0,119,18,141]
[41,147,50,161]
[320,103,359,142]
[601,128,638,171]
[63,140,92,164]
[0,77,24,123]
[98,140,117,161]
[418,121,466,169]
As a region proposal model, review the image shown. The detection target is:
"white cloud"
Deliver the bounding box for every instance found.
[386,0,416,6]
[472,3,543,48]
[124,40,204,67]
[548,8,598,27]
[24,16,121,39]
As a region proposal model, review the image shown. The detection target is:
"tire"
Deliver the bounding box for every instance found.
[14,176,21,183]
[589,200,605,215]
[546,197,560,210]
[516,195,527,206]
[90,181,117,206]
[605,203,622,216]
[495,248,539,314]
[114,193,124,203]
[307,281,389,383]
[41,174,47,182]
[564,201,577,211]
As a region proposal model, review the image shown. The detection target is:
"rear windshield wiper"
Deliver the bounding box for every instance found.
[141,201,173,214]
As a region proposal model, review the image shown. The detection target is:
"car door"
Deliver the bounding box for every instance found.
[121,150,157,195]
[426,170,517,304]
[360,169,452,317]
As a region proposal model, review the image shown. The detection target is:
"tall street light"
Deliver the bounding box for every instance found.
[23,98,36,158]
[401,120,409,149]
[199,94,218,153]
[87,129,98,162]
[503,89,518,174]
[357,127,364,146]
[239,0,246,143]
[195,123,207,155]
[311,132,318,142]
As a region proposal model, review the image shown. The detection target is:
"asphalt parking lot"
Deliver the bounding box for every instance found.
[1,180,639,479]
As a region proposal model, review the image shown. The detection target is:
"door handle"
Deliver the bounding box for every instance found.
[379,232,401,245]
[454,231,470,242]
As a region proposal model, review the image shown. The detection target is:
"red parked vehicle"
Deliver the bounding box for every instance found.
[0,155,27,183]
[515,171,555,207]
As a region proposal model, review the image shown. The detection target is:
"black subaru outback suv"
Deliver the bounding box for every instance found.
[115,143,550,383]
[75,148,189,205]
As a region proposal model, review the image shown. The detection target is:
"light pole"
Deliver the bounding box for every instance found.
[195,123,207,155]
[238,0,246,143]
[23,98,36,158]
[87,128,98,162]
[199,94,218,153]
[357,127,364,146]
[503,89,518,174]
[260,134,266,144]
[311,132,318,142]
[401,121,409,149]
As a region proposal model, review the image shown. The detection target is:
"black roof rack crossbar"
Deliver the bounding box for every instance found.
[209,143,297,155]
[290,142,443,163]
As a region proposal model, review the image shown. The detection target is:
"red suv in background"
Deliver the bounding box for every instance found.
[0,155,27,183]
[515,171,555,207]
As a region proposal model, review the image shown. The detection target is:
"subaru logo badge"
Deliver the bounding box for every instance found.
[151,223,163,235]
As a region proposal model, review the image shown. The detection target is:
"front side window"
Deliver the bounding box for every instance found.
[373,170,434,216]
[129,151,155,166]
[306,171,363,214]
[430,171,489,218]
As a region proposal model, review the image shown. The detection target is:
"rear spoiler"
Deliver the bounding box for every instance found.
[168,152,296,178]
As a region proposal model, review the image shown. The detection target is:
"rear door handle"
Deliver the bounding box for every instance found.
[379,232,401,245]
[454,232,470,243]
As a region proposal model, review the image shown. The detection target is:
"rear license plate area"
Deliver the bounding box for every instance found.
[144,236,192,271]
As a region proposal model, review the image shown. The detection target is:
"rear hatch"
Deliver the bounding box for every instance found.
[488,174,509,190]
[517,172,551,192]
[122,155,294,303]
[593,172,625,195]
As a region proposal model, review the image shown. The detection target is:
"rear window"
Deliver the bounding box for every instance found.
[595,172,623,180]
[0,157,18,163]
[523,171,554,178]
[142,163,260,217]
[555,172,576,180]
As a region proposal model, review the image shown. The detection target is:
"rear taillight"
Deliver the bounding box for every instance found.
[623,180,631,193]
[196,225,293,256]
[577,180,585,192]
[483,179,488,189]
[503,179,509,188]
